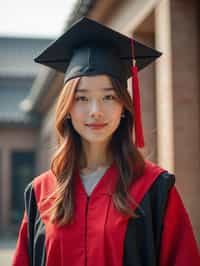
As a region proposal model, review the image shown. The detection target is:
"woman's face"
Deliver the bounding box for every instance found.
[69,74,124,145]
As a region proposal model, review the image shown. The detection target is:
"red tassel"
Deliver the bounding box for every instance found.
[131,65,145,148]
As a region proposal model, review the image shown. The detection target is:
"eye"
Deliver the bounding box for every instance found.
[103,95,116,101]
[75,96,88,101]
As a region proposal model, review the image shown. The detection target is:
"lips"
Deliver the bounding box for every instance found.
[86,123,107,129]
[86,123,107,126]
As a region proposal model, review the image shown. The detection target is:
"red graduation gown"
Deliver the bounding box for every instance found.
[12,160,200,266]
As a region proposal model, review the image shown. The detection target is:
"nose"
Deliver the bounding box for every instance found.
[89,100,104,119]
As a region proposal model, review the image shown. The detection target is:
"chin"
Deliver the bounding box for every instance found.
[81,134,112,144]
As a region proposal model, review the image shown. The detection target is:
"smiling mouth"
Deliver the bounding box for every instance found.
[85,123,108,129]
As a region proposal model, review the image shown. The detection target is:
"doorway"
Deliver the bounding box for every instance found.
[11,150,35,227]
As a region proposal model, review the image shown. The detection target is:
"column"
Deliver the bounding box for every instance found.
[154,0,174,172]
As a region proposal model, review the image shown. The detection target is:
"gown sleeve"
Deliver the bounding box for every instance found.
[12,211,29,266]
[12,181,36,266]
[159,185,200,266]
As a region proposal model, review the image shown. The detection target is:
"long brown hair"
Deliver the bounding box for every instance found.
[47,75,145,226]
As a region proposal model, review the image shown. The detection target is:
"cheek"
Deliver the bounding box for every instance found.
[107,104,123,120]
[70,106,86,122]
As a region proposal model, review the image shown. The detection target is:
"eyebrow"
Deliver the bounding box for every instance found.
[75,87,115,92]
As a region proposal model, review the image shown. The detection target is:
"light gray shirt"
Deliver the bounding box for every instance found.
[80,165,110,196]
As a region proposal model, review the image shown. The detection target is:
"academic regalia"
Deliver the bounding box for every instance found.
[12,17,200,265]
[12,160,200,266]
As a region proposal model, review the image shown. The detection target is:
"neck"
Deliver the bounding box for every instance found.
[80,140,113,170]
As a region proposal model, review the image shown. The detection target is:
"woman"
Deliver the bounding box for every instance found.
[13,17,200,266]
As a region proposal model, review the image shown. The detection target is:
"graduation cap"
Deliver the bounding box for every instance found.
[34,16,162,148]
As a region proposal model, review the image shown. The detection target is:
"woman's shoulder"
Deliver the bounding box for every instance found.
[143,159,176,194]
[129,159,176,199]
[128,160,176,220]
[144,159,175,182]
[33,169,56,187]
[24,169,56,203]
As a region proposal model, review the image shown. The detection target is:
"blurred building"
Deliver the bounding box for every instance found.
[1,0,199,246]
[0,37,52,232]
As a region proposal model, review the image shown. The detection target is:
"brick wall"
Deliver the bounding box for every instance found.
[171,0,200,244]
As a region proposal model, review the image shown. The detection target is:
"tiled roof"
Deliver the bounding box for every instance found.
[0,86,40,126]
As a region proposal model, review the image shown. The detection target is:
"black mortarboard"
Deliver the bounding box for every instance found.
[34,16,162,148]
